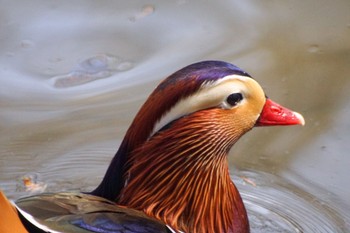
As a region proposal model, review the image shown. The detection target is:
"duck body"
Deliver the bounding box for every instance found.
[2,61,304,233]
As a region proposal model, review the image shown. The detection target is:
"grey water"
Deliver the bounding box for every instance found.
[1,1,350,232]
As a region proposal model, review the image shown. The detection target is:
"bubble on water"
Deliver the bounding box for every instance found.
[307,44,321,53]
[20,40,35,49]
[129,4,155,22]
[50,54,134,88]
[78,54,113,73]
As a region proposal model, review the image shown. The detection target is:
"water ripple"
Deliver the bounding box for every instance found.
[234,170,349,233]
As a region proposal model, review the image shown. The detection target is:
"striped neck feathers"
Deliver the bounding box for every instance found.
[118,109,250,233]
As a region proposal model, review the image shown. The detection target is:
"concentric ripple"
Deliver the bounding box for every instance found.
[233,170,349,233]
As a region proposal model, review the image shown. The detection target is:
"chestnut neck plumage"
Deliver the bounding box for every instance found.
[91,61,251,201]
[119,109,250,233]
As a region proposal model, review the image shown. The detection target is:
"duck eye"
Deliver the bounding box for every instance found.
[226,93,243,106]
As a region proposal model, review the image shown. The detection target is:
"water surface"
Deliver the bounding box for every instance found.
[1,1,350,232]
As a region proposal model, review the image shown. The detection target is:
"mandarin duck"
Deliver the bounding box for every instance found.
[0,61,304,233]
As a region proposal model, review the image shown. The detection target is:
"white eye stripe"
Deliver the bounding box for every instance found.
[201,74,249,87]
[150,75,250,137]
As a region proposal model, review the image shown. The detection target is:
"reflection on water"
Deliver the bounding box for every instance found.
[52,54,134,88]
[1,0,350,232]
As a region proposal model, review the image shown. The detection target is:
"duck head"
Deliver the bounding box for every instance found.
[92,61,304,233]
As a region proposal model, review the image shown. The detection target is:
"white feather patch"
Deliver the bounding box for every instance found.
[13,201,63,233]
[151,75,251,136]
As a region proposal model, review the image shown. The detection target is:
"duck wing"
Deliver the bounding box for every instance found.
[15,192,170,233]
